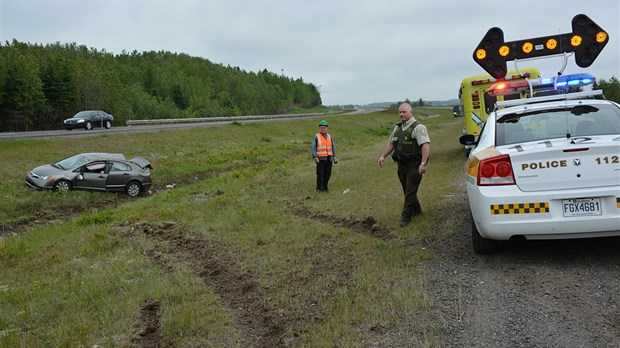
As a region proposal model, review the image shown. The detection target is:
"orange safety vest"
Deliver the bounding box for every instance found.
[315,133,334,157]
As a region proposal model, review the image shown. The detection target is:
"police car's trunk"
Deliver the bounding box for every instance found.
[494,98,620,192]
[502,136,619,192]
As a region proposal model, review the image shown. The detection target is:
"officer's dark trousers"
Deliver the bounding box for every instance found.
[316,159,333,191]
[397,160,423,221]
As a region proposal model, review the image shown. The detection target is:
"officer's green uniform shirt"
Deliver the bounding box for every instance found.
[389,118,430,150]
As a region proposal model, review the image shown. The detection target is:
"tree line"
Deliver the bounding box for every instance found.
[593,77,620,103]
[0,40,322,132]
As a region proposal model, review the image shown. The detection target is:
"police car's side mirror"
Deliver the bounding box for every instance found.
[459,134,476,145]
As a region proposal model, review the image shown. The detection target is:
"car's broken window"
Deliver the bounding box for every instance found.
[84,162,107,173]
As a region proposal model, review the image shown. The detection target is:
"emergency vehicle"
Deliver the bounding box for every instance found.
[459,14,619,253]
[457,68,541,154]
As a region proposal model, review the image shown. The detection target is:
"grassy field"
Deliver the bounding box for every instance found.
[0,107,466,347]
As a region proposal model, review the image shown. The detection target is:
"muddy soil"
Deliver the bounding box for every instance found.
[423,192,620,348]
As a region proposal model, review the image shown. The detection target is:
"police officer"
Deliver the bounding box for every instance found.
[312,120,337,192]
[377,103,430,227]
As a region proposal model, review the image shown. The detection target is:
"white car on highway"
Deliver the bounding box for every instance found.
[460,77,620,253]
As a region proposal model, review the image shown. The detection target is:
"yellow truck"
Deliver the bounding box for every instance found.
[455,67,540,154]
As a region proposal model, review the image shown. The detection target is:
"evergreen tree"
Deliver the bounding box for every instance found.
[0,45,46,131]
[39,55,78,129]
[594,77,620,103]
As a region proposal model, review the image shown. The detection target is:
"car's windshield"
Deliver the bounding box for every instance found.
[495,103,620,146]
[54,154,91,170]
[73,112,92,119]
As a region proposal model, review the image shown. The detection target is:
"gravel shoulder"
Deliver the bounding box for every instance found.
[424,191,620,348]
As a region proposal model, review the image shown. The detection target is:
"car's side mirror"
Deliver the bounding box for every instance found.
[78,174,84,181]
[459,134,476,145]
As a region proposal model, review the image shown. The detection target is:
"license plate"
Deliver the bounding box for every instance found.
[562,197,602,217]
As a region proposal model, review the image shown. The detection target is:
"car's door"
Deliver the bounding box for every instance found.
[106,160,134,190]
[91,111,103,128]
[75,161,108,190]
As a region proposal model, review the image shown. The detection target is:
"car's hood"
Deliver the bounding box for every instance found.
[30,164,68,176]
[130,156,152,169]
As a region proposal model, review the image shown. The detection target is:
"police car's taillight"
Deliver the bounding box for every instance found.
[478,155,515,186]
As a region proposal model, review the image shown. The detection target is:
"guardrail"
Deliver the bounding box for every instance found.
[126,113,326,126]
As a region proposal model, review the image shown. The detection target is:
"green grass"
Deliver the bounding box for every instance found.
[0,107,466,346]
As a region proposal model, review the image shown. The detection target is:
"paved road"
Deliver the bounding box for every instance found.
[0,108,382,141]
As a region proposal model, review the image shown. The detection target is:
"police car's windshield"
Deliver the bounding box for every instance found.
[495,103,620,146]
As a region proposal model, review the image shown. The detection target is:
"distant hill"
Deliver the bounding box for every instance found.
[362,99,460,108]
[426,99,460,106]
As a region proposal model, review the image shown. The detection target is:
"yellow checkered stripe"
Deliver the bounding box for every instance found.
[490,202,549,215]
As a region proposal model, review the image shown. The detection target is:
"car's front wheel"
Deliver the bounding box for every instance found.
[125,181,142,197]
[53,179,72,192]
[471,215,497,254]
[84,121,92,130]
[104,120,112,129]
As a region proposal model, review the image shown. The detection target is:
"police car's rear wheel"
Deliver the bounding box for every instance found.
[471,216,497,254]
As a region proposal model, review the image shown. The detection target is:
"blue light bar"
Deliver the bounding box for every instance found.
[487,72,597,97]
[555,73,596,89]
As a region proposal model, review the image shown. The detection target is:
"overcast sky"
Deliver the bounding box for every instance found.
[1,0,618,105]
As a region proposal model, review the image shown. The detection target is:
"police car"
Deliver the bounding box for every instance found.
[460,74,620,253]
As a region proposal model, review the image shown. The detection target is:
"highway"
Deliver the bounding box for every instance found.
[0,108,382,141]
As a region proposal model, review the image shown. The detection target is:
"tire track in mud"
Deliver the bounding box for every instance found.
[288,203,393,240]
[120,221,287,348]
[123,203,393,347]
[132,299,174,347]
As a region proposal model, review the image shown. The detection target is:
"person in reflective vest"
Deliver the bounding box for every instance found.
[312,120,337,192]
[377,103,430,227]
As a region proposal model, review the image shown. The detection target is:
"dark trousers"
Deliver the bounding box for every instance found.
[316,159,333,191]
[397,160,423,221]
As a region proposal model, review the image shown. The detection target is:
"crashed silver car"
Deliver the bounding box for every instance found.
[26,153,152,197]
